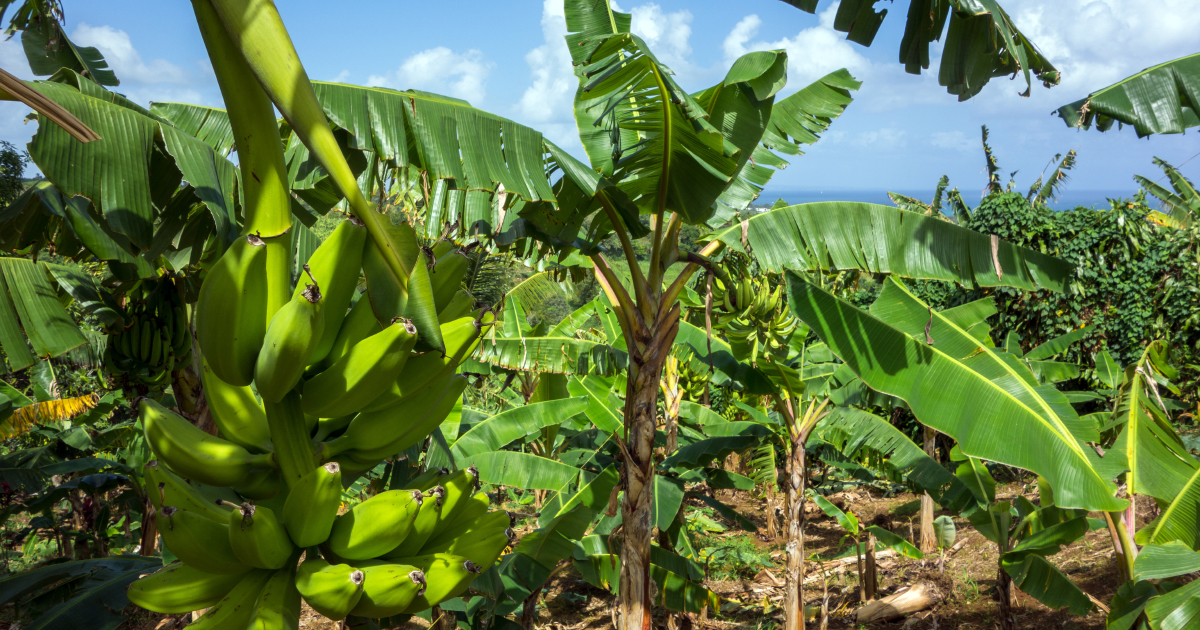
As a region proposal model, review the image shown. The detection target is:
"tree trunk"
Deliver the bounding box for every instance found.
[617,305,678,630]
[783,435,806,630]
[918,426,938,555]
[996,565,1017,630]
[864,532,877,601]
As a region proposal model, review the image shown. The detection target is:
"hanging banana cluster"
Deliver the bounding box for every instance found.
[129,222,507,625]
[103,277,192,389]
[712,277,798,365]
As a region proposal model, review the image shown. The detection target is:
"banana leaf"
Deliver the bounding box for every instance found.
[148,102,235,156]
[466,451,579,493]
[1024,325,1096,360]
[1134,542,1200,581]
[711,202,1072,292]
[0,555,160,630]
[653,476,685,531]
[788,274,1124,512]
[813,407,973,511]
[1056,52,1200,137]
[476,334,624,376]
[27,70,239,250]
[0,258,87,372]
[451,397,587,459]
[21,20,118,87]
[567,376,624,434]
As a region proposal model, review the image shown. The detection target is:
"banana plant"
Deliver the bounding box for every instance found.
[952,449,1100,629]
[811,492,922,602]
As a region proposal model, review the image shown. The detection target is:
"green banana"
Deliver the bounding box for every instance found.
[126,562,244,613]
[320,374,467,462]
[417,500,503,554]
[395,554,481,614]
[350,561,425,618]
[156,506,249,575]
[282,462,342,547]
[256,271,325,402]
[246,565,302,630]
[359,316,484,414]
[182,569,274,629]
[384,486,444,559]
[399,468,449,492]
[195,234,269,386]
[300,318,419,418]
[327,489,424,560]
[141,399,275,488]
[437,289,475,324]
[432,466,479,526]
[312,294,380,373]
[264,389,318,489]
[430,249,469,312]
[430,240,454,260]
[233,466,283,501]
[297,219,367,366]
[171,305,188,354]
[225,502,294,570]
[139,318,153,362]
[294,558,364,621]
[201,360,273,453]
[428,528,510,568]
[313,413,354,442]
[143,460,234,523]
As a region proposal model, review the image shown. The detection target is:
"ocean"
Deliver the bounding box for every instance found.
[760,188,1145,211]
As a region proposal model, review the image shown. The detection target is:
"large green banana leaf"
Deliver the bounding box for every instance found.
[709,201,1072,292]
[813,407,974,510]
[450,397,587,459]
[779,0,1058,99]
[24,71,239,252]
[148,102,236,156]
[20,19,119,87]
[1056,53,1200,137]
[0,258,87,373]
[467,450,581,492]
[788,274,1124,512]
[568,375,625,434]
[697,62,859,225]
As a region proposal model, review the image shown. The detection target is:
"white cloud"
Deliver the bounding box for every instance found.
[853,128,906,149]
[71,23,188,85]
[930,130,978,152]
[630,4,693,73]
[368,47,492,105]
[330,69,351,84]
[722,3,871,90]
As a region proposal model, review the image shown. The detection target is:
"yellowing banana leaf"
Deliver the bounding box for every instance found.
[451,397,587,459]
[781,0,1058,100]
[0,393,100,438]
[26,71,239,249]
[0,258,88,372]
[1056,52,1200,137]
[710,202,1072,292]
[788,274,1124,511]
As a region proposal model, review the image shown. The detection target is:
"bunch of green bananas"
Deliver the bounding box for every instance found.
[103,276,192,389]
[129,464,513,624]
[718,280,798,365]
[130,219,502,623]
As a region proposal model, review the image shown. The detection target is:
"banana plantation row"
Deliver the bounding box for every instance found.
[0,1,1196,629]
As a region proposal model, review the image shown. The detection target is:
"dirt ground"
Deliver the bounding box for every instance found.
[100,479,1142,630]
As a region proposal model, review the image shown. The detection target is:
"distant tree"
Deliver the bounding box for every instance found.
[0,140,28,206]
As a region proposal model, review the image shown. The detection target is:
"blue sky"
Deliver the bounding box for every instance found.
[1,0,1196,202]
